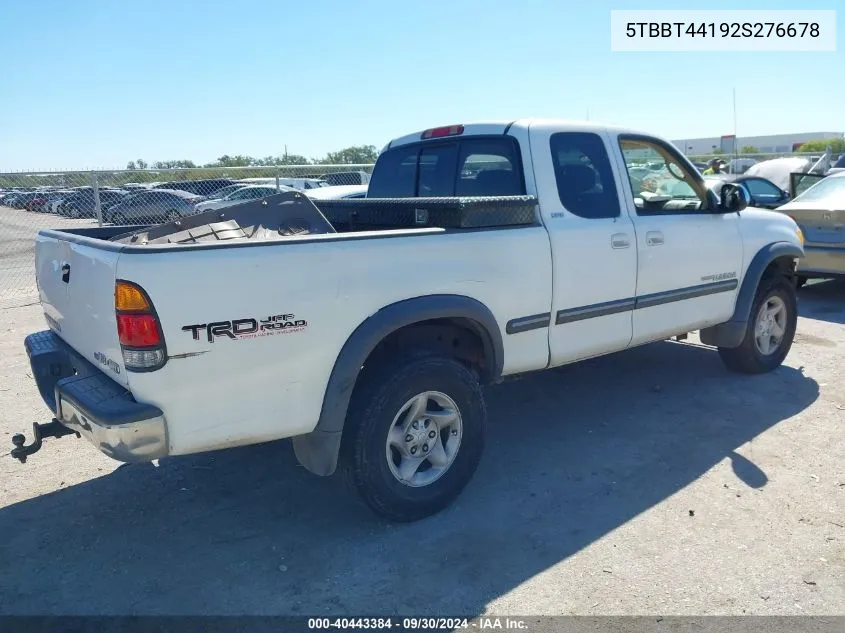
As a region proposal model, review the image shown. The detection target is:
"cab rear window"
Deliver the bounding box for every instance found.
[368,137,525,198]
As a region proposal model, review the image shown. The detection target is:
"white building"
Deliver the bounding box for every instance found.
[673,132,843,155]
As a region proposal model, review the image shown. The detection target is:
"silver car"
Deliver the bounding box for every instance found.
[776,171,845,285]
[105,189,203,224]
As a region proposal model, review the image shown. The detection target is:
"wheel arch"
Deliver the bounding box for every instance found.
[700,241,802,348]
[292,294,504,476]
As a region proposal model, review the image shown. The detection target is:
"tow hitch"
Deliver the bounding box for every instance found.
[11,420,80,463]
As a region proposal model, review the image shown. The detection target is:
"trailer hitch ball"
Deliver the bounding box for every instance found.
[9,420,80,464]
[11,434,28,463]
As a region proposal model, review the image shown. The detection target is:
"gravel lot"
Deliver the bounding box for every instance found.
[0,206,95,307]
[0,222,842,616]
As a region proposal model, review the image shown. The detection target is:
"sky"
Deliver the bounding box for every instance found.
[0,0,842,171]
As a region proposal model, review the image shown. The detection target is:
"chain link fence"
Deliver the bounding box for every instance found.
[0,165,373,308]
[683,151,829,173]
[1,150,837,308]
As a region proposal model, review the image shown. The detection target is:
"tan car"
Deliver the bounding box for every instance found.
[777,171,845,286]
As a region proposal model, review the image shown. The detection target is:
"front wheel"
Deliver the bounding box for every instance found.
[341,353,486,522]
[717,274,797,374]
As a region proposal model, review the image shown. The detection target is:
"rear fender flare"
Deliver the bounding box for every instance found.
[292,294,504,476]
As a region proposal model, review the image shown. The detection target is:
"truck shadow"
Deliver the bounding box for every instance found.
[0,341,818,616]
[798,278,845,325]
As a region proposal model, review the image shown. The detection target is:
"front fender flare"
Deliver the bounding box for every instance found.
[700,241,803,348]
[292,294,504,476]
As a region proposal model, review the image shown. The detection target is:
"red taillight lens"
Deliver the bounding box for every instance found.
[117,313,162,347]
[421,124,464,139]
[114,280,166,370]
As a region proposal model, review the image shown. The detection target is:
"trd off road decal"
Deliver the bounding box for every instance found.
[182,314,307,343]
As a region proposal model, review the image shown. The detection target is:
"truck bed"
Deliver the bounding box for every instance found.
[100,191,538,246]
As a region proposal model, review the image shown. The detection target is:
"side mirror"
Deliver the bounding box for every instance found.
[719,183,748,213]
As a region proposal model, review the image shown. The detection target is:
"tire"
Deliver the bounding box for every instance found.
[341,353,486,522]
[717,274,797,374]
[166,209,181,222]
[111,212,126,225]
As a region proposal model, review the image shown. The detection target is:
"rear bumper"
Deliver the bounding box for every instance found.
[799,245,845,277]
[24,330,168,462]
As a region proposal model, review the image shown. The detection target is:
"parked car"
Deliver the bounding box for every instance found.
[14,119,805,522]
[196,183,248,201]
[9,192,40,209]
[152,178,233,197]
[318,171,372,186]
[827,154,845,176]
[193,185,284,212]
[104,189,204,224]
[44,190,76,214]
[745,157,814,192]
[60,189,129,219]
[236,177,327,190]
[1,191,24,206]
[24,191,54,212]
[703,175,790,209]
[305,184,368,200]
[775,171,845,285]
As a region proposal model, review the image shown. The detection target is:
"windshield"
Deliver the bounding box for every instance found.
[793,176,845,206]
[212,185,246,199]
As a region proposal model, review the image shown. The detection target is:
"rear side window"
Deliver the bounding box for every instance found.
[550,132,620,219]
[368,136,524,198]
[456,139,524,196]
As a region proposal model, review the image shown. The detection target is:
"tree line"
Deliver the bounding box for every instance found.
[709,139,845,155]
[126,145,380,171]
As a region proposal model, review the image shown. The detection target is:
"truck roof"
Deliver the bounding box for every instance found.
[384,119,654,151]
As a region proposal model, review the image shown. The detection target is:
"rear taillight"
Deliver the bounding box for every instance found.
[115,280,166,371]
[117,314,161,346]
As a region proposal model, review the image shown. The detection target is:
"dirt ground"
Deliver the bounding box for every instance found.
[0,282,843,616]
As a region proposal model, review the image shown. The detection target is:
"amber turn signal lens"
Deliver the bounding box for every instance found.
[115,281,151,312]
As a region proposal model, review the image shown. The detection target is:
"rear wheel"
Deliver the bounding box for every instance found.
[111,212,126,225]
[717,274,797,374]
[166,209,180,222]
[341,353,486,522]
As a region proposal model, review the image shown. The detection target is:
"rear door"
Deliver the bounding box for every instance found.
[528,123,638,364]
[36,233,127,386]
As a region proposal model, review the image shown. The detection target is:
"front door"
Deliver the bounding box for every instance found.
[614,135,743,346]
[529,123,638,365]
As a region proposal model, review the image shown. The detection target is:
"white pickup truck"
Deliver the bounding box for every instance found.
[13,120,805,522]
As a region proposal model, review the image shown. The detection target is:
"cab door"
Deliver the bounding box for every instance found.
[612,135,743,346]
[528,122,638,365]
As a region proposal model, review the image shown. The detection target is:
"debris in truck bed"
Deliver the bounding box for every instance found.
[109,191,336,245]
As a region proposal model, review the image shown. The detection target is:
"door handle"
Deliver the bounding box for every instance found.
[646,231,664,246]
[611,233,630,249]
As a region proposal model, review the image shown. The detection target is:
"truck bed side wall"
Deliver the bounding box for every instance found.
[117,227,552,456]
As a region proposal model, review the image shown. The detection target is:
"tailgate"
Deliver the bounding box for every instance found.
[35,233,127,386]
